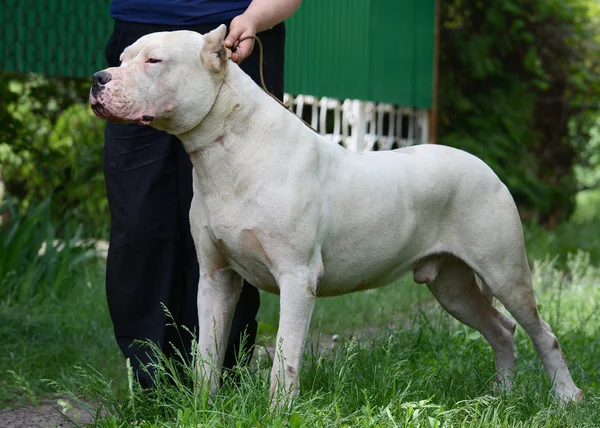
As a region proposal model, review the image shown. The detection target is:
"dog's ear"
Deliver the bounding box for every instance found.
[201,24,228,73]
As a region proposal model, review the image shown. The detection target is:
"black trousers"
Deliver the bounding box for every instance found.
[103,19,285,388]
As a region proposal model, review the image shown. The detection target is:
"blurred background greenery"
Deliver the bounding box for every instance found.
[2,0,600,235]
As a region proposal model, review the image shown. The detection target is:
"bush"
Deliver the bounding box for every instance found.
[0,73,108,236]
[438,0,600,225]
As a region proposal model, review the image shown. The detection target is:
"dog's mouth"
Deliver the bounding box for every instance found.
[90,99,110,119]
[139,115,155,125]
[89,95,154,126]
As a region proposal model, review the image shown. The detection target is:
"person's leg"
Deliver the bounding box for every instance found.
[104,121,183,388]
[103,20,199,386]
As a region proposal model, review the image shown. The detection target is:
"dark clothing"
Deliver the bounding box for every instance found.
[103,18,285,388]
[110,0,252,26]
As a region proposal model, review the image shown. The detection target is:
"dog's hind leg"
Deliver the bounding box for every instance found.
[484,262,583,403]
[418,256,517,388]
[449,185,582,402]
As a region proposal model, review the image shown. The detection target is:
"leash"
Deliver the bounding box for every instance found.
[231,35,319,134]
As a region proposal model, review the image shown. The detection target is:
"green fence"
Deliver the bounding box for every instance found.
[1,0,435,107]
[1,0,113,79]
[284,0,435,108]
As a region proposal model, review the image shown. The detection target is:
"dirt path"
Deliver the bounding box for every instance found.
[0,398,95,428]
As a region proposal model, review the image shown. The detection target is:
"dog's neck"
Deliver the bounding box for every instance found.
[176,61,286,153]
[176,61,295,195]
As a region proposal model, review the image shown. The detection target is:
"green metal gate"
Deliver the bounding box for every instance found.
[284,0,435,108]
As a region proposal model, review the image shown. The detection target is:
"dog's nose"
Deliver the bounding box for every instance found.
[93,71,112,86]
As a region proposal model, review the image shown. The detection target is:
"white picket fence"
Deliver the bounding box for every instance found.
[283,94,430,151]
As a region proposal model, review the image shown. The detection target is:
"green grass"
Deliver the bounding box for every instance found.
[0,199,124,408]
[1,192,599,426]
[52,252,600,427]
[0,263,125,408]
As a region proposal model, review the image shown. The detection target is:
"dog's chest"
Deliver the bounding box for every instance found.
[208,222,281,292]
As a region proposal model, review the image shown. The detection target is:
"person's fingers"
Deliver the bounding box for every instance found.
[224,18,244,48]
[231,38,255,64]
[225,14,257,64]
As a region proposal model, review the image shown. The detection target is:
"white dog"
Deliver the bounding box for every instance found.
[90,25,582,404]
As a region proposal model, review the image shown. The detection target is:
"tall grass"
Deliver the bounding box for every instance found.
[0,198,98,304]
[52,251,600,427]
[0,198,123,407]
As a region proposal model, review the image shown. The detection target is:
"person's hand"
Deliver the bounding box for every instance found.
[225,13,258,64]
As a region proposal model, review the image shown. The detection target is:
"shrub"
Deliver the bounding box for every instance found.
[0,73,108,236]
[438,0,600,225]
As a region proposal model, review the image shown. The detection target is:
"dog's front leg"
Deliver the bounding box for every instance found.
[196,268,243,395]
[270,272,317,407]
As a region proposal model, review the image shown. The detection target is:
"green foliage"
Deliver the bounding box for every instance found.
[524,189,600,268]
[0,198,119,406]
[0,72,107,236]
[258,276,430,340]
[439,0,600,225]
[575,117,600,190]
[0,198,99,304]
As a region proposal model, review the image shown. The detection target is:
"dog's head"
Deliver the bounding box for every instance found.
[90,25,228,135]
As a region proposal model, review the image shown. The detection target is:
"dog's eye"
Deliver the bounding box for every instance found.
[146,58,162,64]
